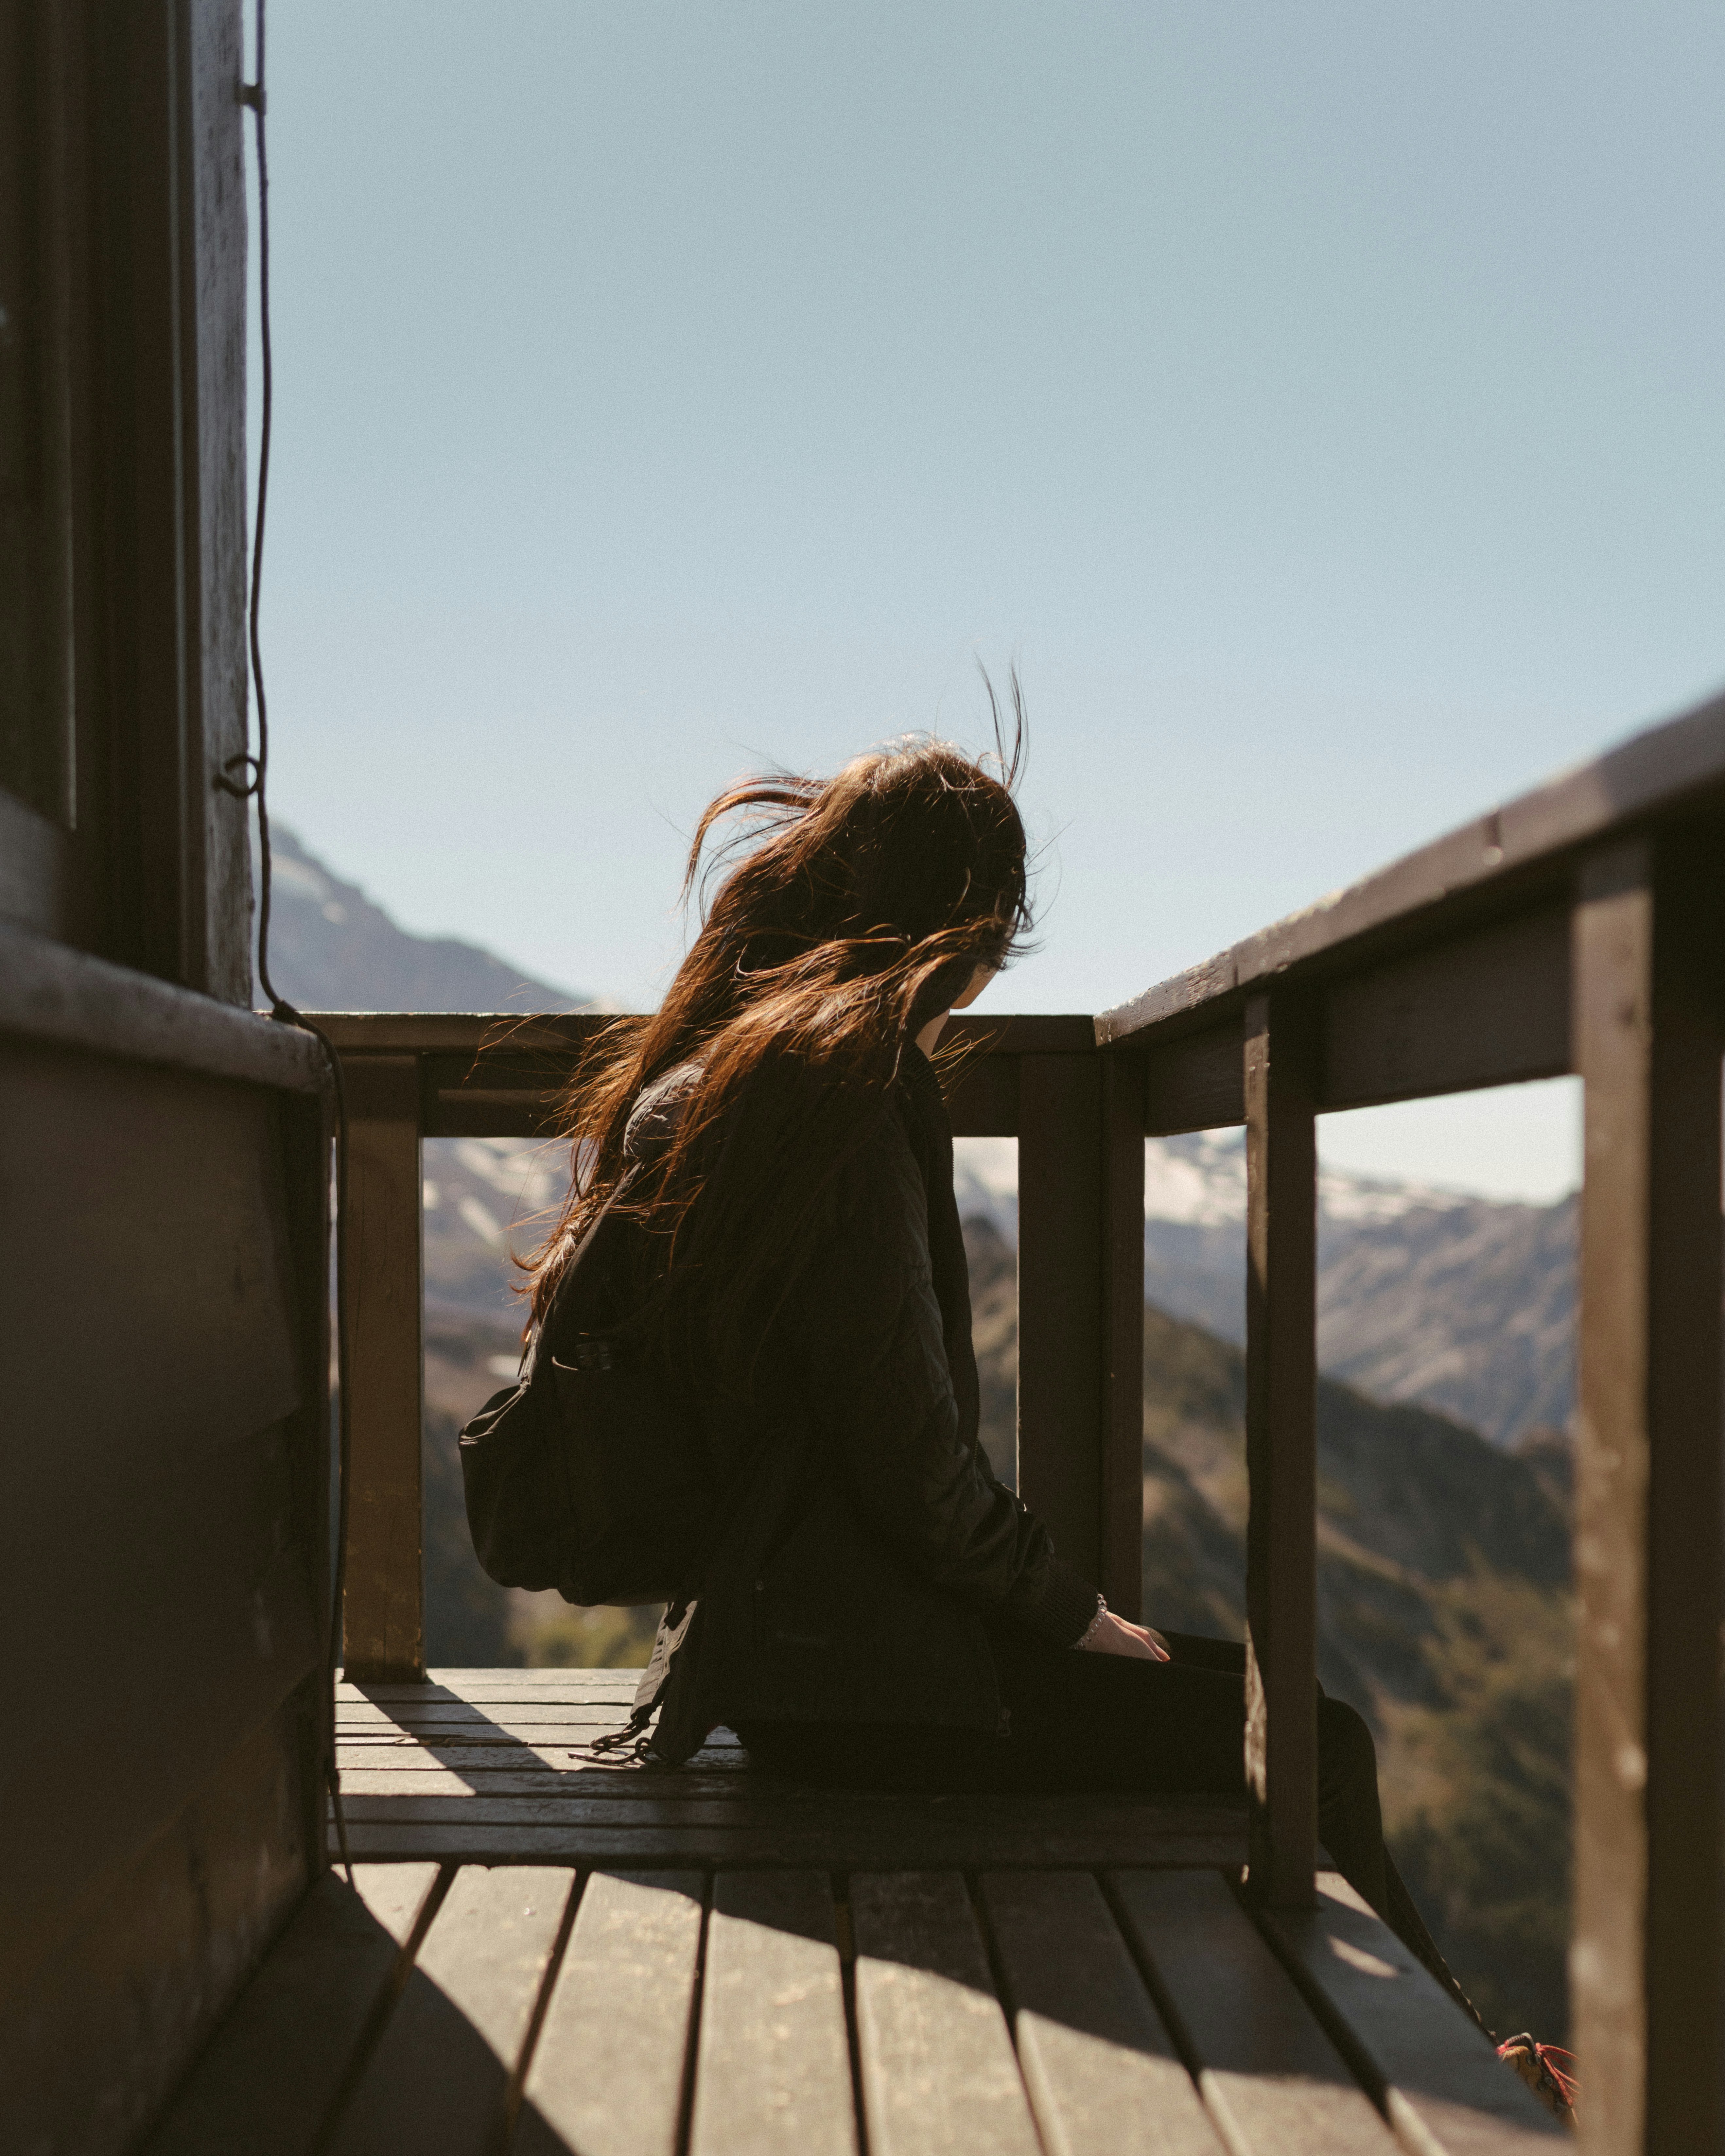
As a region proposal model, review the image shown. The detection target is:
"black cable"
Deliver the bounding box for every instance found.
[239,0,355,1888]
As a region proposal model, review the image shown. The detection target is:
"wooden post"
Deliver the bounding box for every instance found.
[1017,1054,1106,1587]
[1099,1054,1146,1618]
[340,1055,426,1683]
[1243,992,1318,1907]
[278,1083,336,1868]
[1571,839,1723,2156]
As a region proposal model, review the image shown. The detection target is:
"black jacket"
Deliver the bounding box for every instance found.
[646,1042,1100,1761]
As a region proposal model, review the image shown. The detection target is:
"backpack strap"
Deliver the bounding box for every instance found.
[522,1167,642,1387]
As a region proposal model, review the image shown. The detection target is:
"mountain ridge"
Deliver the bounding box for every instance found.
[272,820,1576,1445]
[956,1129,1576,1447]
[250,820,597,1014]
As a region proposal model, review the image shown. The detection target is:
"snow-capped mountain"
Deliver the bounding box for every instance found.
[955,1127,1478,1243]
[954,1129,1575,1447]
[1131,1134,1574,1447]
[261,822,1574,1447]
[428,1125,1576,1448]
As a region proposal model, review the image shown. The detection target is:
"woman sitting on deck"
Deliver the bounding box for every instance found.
[522,709,1558,2103]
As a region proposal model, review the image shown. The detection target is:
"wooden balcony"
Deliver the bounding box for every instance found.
[149,1667,1559,2155]
[116,686,1725,2156]
[8,18,1719,2142]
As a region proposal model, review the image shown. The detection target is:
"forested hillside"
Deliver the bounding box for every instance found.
[986,1217,1571,2039]
[422,1213,1572,2038]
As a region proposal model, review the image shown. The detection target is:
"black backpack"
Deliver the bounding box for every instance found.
[458,1185,717,1606]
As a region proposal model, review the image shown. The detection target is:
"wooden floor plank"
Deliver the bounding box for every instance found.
[333,1734,742,1762]
[848,1873,1039,2156]
[332,1785,1246,1828]
[336,1769,767,1798]
[143,1864,442,2156]
[1111,1869,1398,2155]
[333,1789,1245,1831]
[340,1672,646,1700]
[337,1704,648,1729]
[334,1745,745,1771]
[980,1872,1223,2156]
[688,1871,857,2156]
[333,1731,616,1749]
[431,1669,647,1691]
[393,1700,638,1712]
[1255,1873,1565,2153]
[332,1819,1248,1869]
[515,1871,705,2156]
[324,1865,575,2156]
[337,1682,640,1696]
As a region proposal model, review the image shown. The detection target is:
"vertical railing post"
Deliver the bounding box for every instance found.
[340,1053,426,1683]
[1572,839,1723,2156]
[1099,1053,1146,1619]
[1243,992,1318,1907]
[1018,1052,1106,1586]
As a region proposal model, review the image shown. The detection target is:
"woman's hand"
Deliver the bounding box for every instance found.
[1077,1610,1171,1661]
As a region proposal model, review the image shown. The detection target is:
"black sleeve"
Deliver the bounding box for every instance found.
[790,1108,1101,1646]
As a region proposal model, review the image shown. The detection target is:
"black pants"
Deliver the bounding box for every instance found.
[739,1627,1485,2033]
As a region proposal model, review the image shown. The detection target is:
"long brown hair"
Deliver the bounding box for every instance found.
[524,690,1032,1361]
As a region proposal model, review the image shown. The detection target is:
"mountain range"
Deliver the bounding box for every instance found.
[955,1131,1576,1448]
[251,821,594,1014]
[427,1125,1576,1450]
[262,818,1578,1451]
[263,822,1571,2035]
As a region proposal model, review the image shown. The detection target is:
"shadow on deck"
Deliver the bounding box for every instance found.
[144,1671,1562,2154]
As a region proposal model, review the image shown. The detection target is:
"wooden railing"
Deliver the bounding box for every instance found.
[318,1011,1150,1684]
[1094,687,1725,2156]
[322,683,1725,2155]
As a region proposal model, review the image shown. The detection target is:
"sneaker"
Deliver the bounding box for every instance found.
[1497,2033,1577,2127]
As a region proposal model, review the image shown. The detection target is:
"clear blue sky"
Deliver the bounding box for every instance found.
[250,2,1721,1200]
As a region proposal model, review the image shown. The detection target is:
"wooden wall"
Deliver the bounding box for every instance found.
[0,3,330,2147]
[0,961,331,2152]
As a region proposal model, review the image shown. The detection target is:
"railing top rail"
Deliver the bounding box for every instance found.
[307,1011,1097,1057]
[1098,683,1725,1050]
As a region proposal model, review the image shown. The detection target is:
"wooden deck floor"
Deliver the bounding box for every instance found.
[145,1670,1563,2155]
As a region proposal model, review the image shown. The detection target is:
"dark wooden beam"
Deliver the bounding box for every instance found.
[87,0,251,1001]
[420,1047,571,1140]
[423,1087,559,1141]
[1017,1054,1105,1586]
[1571,838,1724,2156]
[1242,992,1318,1909]
[1320,904,1570,1110]
[1099,1055,1146,1617]
[313,1012,623,1055]
[1143,1020,1244,1134]
[314,1016,1075,1142]
[278,1083,335,1876]
[1121,902,1572,1125]
[341,1053,426,1684]
[940,1046,1019,1138]
[1097,685,1725,1054]
[310,1010,1094,1059]
[945,1012,1097,1055]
